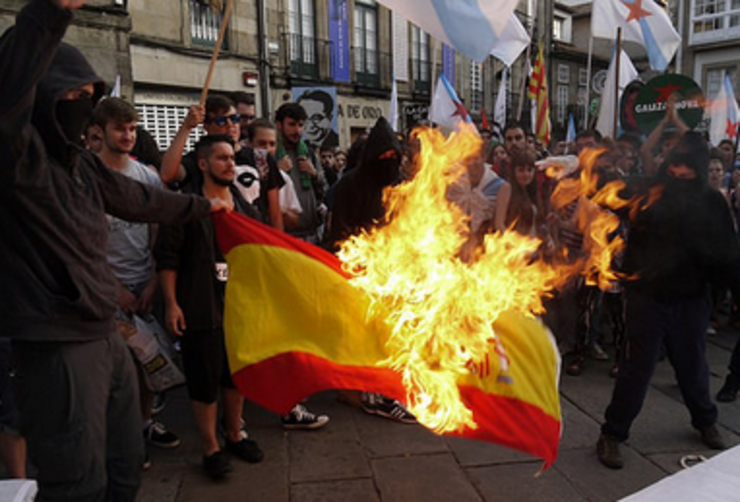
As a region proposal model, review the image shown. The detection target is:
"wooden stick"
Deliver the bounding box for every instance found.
[200,0,235,106]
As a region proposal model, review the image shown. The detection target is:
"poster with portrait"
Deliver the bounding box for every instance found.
[292,86,339,149]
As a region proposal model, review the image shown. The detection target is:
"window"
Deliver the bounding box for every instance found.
[470,62,483,113]
[579,68,588,86]
[411,26,431,93]
[706,66,738,99]
[556,85,569,124]
[691,0,740,44]
[190,0,228,48]
[552,11,572,43]
[136,104,204,153]
[288,0,316,77]
[354,0,378,86]
[558,64,570,84]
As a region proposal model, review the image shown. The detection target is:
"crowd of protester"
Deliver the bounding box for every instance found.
[5,0,740,499]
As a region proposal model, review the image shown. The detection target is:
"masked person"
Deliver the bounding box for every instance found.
[0,1,230,499]
[597,132,740,469]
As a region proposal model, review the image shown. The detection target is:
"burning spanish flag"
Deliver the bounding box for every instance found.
[213,209,561,467]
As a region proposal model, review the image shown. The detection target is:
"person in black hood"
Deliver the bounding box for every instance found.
[325,117,401,249]
[597,132,740,470]
[323,117,417,424]
[0,1,230,500]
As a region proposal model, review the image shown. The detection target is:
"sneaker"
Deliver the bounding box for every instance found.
[590,343,609,361]
[143,421,181,449]
[225,430,264,463]
[281,404,330,430]
[202,450,233,480]
[596,433,624,469]
[151,393,167,415]
[142,450,152,471]
[716,375,740,403]
[361,393,417,424]
[699,424,726,450]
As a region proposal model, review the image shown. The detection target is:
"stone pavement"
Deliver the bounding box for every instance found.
[138,327,740,502]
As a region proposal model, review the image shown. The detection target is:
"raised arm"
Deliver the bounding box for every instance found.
[0,0,79,165]
[160,105,204,185]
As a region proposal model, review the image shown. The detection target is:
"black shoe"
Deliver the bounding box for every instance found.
[565,356,585,376]
[361,393,417,424]
[143,421,181,449]
[699,424,726,450]
[597,434,624,469]
[281,404,330,430]
[203,450,233,480]
[716,375,740,403]
[225,431,264,463]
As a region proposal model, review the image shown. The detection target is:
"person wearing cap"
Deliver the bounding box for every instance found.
[0,1,232,499]
[597,132,740,469]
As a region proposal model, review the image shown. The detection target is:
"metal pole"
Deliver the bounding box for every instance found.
[612,28,622,139]
[257,0,272,117]
[584,35,594,128]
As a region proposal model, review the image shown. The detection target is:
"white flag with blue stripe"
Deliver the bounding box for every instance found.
[430,73,473,131]
[377,0,520,63]
[591,0,681,72]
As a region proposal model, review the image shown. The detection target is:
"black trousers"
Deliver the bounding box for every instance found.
[13,332,143,502]
[602,289,717,441]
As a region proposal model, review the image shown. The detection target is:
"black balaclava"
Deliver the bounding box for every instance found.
[32,43,104,166]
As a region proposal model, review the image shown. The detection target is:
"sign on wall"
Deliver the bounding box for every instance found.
[292,86,340,149]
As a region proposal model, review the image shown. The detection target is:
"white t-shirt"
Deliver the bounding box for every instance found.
[279,170,303,214]
[106,158,163,286]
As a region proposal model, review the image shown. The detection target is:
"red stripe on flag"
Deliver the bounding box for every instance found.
[456,385,561,468]
[230,351,407,415]
[213,211,350,278]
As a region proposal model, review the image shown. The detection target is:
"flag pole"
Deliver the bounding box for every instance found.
[200,0,235,106]
[584,35,594,129]
[612,28,622,139]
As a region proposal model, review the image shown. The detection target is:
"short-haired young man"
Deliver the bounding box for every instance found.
[275,102,326,243]
[92,97,181,468]
[248,118,303,230]
[156,134,263,479]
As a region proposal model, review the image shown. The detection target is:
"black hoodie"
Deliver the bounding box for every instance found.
[0,0,211,342]
[325,117,401,250]
[622,133,740,301]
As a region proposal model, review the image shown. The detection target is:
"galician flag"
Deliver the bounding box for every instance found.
[591,0,681,72]
[528,43,551,147]
[709,76,740,149]
[430,73,473,130]
[376,0,519,63]
[213,211,562,467]
[595,48,639,140]
[491,14,530,67]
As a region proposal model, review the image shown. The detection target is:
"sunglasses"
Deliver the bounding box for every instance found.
[239,114,256,122]
[208,114,241,126]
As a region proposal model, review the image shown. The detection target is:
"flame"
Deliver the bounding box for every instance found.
[337,125,562,433]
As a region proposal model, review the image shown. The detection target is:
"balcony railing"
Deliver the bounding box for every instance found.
[412,58,432,94]
[352,48,391,90]
[282,32,334,82]
[190,0,228,49]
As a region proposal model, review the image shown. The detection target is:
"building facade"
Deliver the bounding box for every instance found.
[678,0,740,101]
